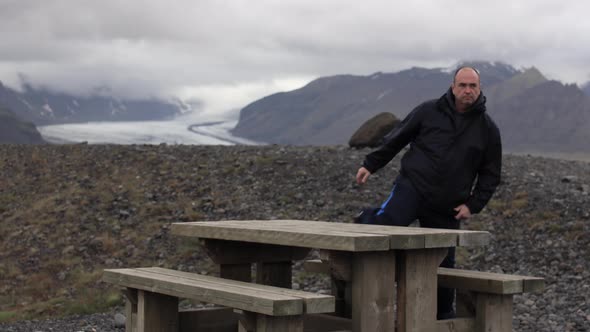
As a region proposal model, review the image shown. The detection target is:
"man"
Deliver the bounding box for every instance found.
[355,66,502,319]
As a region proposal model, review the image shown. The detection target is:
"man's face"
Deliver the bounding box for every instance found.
[451,69,481,110]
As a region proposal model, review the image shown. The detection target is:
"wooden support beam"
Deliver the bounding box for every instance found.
[256,314,304,332]
[435,317,476,332]
[438,268,545,295]
[396,248,447,332]
[203,239,311,264]
[137,290,179,332]
[475,293,513,332]
[124,288,138,332]
[351,250,396,332]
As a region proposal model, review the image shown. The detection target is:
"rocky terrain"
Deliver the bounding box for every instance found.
[0,144,588,331]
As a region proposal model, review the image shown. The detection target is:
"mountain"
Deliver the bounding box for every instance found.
[231,61,519,145]
[231,62,590,153]
[492,80,590,152]
[0,81,189,126]
[0,104,46,144]
[582,81,590,97]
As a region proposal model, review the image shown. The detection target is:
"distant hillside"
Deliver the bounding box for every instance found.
[582,81,590,97]
[492,80,590,152]
[232,61,517,145]
[0,105,46,144]
[232,62,590,153]
[0,81,190,125]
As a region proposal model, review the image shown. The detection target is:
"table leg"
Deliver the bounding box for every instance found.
[137,290,179,332]
[396,248,448,332]
[351,250,396,332]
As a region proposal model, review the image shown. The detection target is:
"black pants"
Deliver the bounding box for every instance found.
[357,175,459,317]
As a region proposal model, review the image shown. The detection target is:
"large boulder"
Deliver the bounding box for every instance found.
[348,112,400,148]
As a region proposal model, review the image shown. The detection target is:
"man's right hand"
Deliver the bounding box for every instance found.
[356,167,371,185]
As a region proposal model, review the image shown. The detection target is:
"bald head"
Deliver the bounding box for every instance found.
[453,66,481,84]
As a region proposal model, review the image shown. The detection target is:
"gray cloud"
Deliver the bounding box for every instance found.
[1,0,589,115]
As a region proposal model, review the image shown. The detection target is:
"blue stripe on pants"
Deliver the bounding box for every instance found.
[376,183,396,216]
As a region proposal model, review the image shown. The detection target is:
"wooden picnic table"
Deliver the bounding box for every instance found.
[170,219,490,332]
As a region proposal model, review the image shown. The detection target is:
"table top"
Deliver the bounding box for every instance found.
[170,220,490,252]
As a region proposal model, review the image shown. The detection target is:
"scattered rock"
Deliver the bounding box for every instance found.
[348,112,400,148]
[114,313,126,328]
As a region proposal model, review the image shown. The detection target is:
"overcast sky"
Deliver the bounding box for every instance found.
[1,0,589,117]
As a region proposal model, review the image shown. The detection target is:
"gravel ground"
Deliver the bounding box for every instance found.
[0,145,588,331]
[0,311,123,332]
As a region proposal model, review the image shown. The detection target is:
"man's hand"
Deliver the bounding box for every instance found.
[454,204,471,220]
[356,167,371,185]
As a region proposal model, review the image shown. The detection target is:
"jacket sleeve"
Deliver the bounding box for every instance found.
[466,123,502,214]
[362,104,424,173]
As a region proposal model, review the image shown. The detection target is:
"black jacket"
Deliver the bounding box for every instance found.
[362,88,502,215]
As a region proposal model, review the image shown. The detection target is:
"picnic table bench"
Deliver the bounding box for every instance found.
[104,219,541,332]
[169,220,491,332]
[103,267,335,332]
[304,260,545,332]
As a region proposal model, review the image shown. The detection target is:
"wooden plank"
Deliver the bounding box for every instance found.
[523,277,545,293]
[203,239,311,264]
[137,290,178,332]
[303,261,543,295]
[247,220,428,249]
[144,267,335,314]
[124,288,138,332]
[422,232,458,248]
[238,220,465,249]
[435,317,475,332]
[420,227,491,247]
[475,293,513,332]
[396,248,447,332]
[456,231,490,247]
[437,268,544,294]
[268,220,491,247]
[103,268,304,316]
[351,251,396,332]
[256,261,292,288]
[171,221,390,252]
[171,220,489,250]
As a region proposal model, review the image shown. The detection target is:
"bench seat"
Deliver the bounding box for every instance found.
[103,267,335,332]
[303,259,544,332]
[438,267,545,294]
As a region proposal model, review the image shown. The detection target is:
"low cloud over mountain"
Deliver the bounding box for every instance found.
[0,81,190,126]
